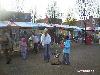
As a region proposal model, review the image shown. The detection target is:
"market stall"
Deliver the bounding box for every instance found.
[15,22,36,39]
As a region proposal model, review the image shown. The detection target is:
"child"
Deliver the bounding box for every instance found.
[19,36,28,60]
[62,36,71,65]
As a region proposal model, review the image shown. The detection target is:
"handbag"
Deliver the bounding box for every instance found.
[60,43,64,48]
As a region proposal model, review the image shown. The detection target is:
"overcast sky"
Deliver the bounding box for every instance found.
[0,0,100,20]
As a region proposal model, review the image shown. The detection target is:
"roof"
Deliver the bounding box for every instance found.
[15,22,33,27]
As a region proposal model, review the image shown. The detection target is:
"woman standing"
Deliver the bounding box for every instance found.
[19,36,28,60]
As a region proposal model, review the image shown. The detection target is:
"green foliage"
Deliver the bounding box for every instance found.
[64,18,77,26]
[51,43,60,49]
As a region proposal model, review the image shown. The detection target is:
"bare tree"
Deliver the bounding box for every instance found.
[76,0,99,20]
[15,0,24,12]
[46,1,62,24]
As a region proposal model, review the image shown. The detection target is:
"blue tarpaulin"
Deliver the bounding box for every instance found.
[15,22,32,27]
[0,21,8,28]
[15,22,40,28]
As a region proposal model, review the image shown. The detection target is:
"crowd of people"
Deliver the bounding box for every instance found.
[1,26,99,65]
[0,27,72,65]
[19,28,71,64]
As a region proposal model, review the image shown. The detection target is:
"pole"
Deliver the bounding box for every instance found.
[84,20,86,44]
[34,15,35,23]
[83,0,86,44]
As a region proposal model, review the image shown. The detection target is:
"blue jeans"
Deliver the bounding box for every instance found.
[63,53,70,64]
[43,44,50,62]
[20,46,27,60]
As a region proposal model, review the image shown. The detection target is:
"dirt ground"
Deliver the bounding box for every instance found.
[0,43,100,75]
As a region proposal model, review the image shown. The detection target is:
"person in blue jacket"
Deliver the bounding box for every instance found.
[62,35,71,65]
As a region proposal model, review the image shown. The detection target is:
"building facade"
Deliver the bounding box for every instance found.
[0,11,32,22]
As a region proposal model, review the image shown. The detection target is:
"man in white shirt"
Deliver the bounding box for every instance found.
[31,31,39,54]
[41,28,51,62]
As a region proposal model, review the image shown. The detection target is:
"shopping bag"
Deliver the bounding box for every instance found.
[60,43,64,49]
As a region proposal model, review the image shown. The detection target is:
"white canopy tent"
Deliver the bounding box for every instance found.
[82,27,94,30]
[37,23,54,28]
[95,27,100,31]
